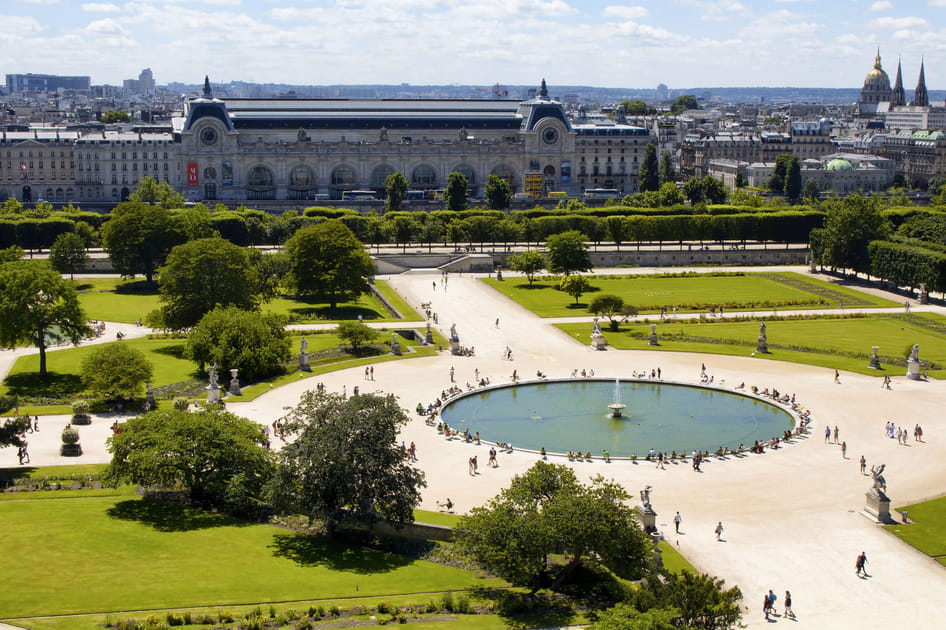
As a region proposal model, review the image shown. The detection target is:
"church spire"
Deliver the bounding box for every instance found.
[203,75,212,98]
[911,59,928,107]
[891,58,906,108]
[538,78,548,99]
[874,46,883,70]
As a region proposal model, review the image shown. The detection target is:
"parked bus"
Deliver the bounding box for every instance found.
[342,190,378,201]
[582,188,621,199]
[405,190,427,201]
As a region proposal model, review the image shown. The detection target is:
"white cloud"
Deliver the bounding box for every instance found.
[82,3,121,11]
[603,5,649,20]
[868,16,929,29]
[0,15,43,33]
[676,0,749,22]
[870,1,893,10]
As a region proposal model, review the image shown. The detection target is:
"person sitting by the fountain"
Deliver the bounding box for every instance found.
[603,449,610,462]
[540,447,547,459]
[462,428,471,442]
[737,443,745,453]
[647,448,655,461]
[584,452,592,460]
[571,369,578,377]
[536,369,546,378]
[511,369,517,382]
[580,368,587,377]
[589,369,595,376]
[567,451,575,461]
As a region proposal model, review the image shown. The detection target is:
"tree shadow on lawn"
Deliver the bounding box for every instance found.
[3,372,84,398]
[107,497,253,532]
[288,305,381,321]
[149,344,186,359]
[269,532,412,574]
[470,587,576,630]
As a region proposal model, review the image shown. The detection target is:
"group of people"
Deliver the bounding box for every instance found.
[762,589,796,621]
[570,368,597,377]
[884,421,923,444]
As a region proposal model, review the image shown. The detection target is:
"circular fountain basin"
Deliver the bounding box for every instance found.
[439,378,794,457]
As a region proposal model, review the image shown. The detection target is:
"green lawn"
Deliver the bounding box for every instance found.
[75,278,414,324]
[886,495,946,566]
[557,313,946,378]
[658,540,697,575]
[0,494,494,618]
[484,272,897,318]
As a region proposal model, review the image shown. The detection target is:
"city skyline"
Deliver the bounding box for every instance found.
[1,0,945,91]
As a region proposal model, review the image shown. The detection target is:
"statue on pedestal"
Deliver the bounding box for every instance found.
[640,485,653,511]
[870,464,887,494]
[910,344,919,363]
[450,323,458,341]
[207,364,219,388]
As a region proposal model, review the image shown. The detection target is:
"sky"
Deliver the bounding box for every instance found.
[1,0,944,90]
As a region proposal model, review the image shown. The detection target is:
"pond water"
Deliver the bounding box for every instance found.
[439,379,793,456]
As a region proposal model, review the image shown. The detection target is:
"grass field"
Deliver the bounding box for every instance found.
[886,495,946,567]
[0,494,494,619]
[557,313,946,378]
[483,272,898,318]
[75,278,415,324]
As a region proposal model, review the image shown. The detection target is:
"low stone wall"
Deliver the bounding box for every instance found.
[369,519,454,542]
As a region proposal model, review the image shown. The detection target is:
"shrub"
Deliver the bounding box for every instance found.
[71,400,90,415]
[440,591,455,613]
[456,594,471,614]
[61,427,80,445]
[172,398,190,411]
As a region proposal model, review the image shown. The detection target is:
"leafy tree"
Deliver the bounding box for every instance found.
[625,571,743,630]
[267,390,426,536]
[784,156,802,202]
[819,193,891,273]
[128,176,185,209]
[639,144,659,192]
[1,416,31,448]
[100,109,131,123]
[0,245,23,264]
[588,604,679,630]
[682,177,704,204]
[184,306,291,383]
[659,150,675,185]
[0,197,23,215]
[657,182,683,206]
[385,214,420,253]
[891,172,909,189]
[106,407,273,506]
[560,274,591,305]
[484,174,511,210]
[546,230,592,276]
[588,294,638,331]
[768,153,793,195]
[335,321,378,351]
[670,95,699,114]
[384,171,409,212]
[284,219,374,310]
[101,202,182,284]
[618,100,656,116]
[508,250,546,285]
[175,203,217,240]
[443,171,469,211]
[252,250,290,302]
[0,260,90,376]
[455,462,651,593]
[605,216,627,250]
[802,179,821,204]
[701,176,728,204]
[158,237,260,330]
[81,343,154,401]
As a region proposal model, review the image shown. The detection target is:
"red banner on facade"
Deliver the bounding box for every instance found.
[187,162,199,186]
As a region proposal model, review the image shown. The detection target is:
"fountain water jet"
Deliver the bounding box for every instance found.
[608,378,627,418]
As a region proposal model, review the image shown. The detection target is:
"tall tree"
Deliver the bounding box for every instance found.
[484,174,511,210]
[284,219,374,310]
[158,237,260,330]
[659,149,675,185]
[0,260,90,376]
[784,155,802,203]
[101,202,182,284]
[48,232,89,280]
[443,171,469,211]
[128,176,185,209]
[81,343,154,401]
[669,95,699,114]
[267,390,426,536]
[106,408,273,507]
[639,144,660,192]
[820,193,890,273]
[184,306,290,383]
[546,230,592,276]
[100,109,132,123]
[701,175,728,204]
[682,178,704,204]
[588,294,638,331]
[768,153,793,195]
[625,571,743,630]
[384,171,409,212]
[560,274,591,305]
[618,100,656,116]
[802,179,820,204]
[455,462,651,593]
[508,250,546,285]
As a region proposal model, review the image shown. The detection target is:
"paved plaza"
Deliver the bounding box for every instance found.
[3,266,946,628]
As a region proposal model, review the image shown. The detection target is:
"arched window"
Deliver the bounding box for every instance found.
[247,165,275,200]
[453,164,476,187]
[45,188,54,200]
[491,164,515,186]
[288,164,316,200]
[370,164,395,188]
[412,164,436,187]
[204,166,217,180]
[543,165,556,177]
[331,165,357,186]
[0,189,8,201]
[55,188,65,201]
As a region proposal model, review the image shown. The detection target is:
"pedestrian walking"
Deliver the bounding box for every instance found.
[824,426,831,443]
[495,318,500,328]
[833,425,840,444]
[784,590,795,619]
[715,521,724,541]
[834,369,841,384]
[488,447,497,467]
[471,455,478,474]
[365,367,370,380]
[763,592,771,620]
[449,366,455,382]
[673,511,682,533]
[860,455,867,475]
[370,366,374,380]
[841,441,847,459]
[767,590,778,616]
[855,551,868,576]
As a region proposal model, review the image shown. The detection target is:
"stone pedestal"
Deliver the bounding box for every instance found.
[648,324,659,346]
[863,490,893,523]
[907,359,921,380]
[496,269,503,281]
[391,334,403,356]
[298,352,310,372]
[591,333,607,350]
[919,283,929,304]
[756,335,769,353]
[868,346,881,369]
[636,506,657,533]
[425,323,434,345]
[206,385,221,405]
[228,369,241,396]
